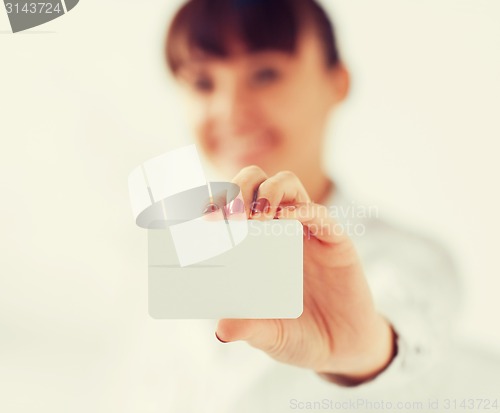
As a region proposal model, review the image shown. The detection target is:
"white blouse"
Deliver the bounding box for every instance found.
[153,185,461,412]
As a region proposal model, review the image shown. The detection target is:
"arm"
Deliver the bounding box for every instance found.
[319,218,462,387]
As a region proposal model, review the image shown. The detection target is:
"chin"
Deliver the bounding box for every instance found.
[210,149,287,177]
[239,160,282,177]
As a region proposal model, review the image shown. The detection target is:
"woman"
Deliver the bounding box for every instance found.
[162,0,458,409]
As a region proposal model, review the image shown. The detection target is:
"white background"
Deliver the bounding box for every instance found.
[1,0,499,410]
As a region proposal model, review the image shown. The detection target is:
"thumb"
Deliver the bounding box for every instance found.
[215,319,280,351]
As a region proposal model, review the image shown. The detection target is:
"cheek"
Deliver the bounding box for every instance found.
[263,93,314,150]
[279,83,329,148]
[184,98,215,153]
[194,122,217,160]
[265,81,312,126]
[258,87,298,132]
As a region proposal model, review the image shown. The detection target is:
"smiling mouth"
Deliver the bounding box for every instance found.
[216,133,279,163]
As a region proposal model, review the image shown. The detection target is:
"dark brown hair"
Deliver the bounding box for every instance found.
[165,0,341,74]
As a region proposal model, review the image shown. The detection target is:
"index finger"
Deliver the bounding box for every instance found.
[231,165,268,218]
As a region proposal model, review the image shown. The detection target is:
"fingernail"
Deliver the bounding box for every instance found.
[252,198,270,214]
[203,203,220,214]
[229,198,245,215]
[215,332,228,343]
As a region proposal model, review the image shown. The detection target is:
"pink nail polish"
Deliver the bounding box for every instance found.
[252,198,270,214]
[215,332,228,343]
[203,203,220,214]
[229,198,245,214]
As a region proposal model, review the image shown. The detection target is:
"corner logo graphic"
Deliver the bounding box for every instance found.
[3,0,79,33]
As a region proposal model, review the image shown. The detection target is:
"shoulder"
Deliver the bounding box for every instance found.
[327,185,458,277]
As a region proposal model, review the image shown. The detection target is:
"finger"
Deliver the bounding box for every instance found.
[252,171,311,220]
[215,318,280,353]
[277,202,347,244]
[201,202,225,221]
[202,186,246,222]
[231,165,268,218]
[224,190,246,220]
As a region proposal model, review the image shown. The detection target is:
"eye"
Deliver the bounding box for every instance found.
[193,76,214,92]
[253,67,280,85]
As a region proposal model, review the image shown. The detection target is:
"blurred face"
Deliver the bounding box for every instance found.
[176,30,346,180]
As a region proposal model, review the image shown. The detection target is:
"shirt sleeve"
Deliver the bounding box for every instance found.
[336,218,463,390]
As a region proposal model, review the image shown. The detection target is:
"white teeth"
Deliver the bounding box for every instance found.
[226,146,268,158]
[224,140,271,154]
